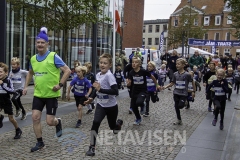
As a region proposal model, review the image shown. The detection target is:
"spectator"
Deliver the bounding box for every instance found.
[219,54,226,69]
[167,50,179,81]
[115,52,122,66]
[188,51,204,70]
[120,50,128,69]
[226,54,236,70]
[211,54,220,66]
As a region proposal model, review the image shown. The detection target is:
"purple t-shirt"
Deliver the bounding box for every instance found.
[70,77,92,96]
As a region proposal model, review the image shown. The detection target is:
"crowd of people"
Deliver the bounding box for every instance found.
[0,26,239,157]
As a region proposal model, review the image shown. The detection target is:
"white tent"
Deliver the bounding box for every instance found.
[168,47,214,56]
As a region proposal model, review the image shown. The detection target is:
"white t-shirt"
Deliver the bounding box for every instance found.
[96,70,117,107]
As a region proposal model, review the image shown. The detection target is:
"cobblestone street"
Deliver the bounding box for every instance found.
[0,88,212,160]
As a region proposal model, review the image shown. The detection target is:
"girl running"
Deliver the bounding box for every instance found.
[226,68,234,101]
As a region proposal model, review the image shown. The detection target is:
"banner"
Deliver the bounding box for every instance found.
[188,38,240,47]
[159,31,164,53]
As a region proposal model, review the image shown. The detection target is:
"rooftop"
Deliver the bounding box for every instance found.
[144,19,169,24]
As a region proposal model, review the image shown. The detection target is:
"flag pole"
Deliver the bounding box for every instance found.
[113,0,116,73]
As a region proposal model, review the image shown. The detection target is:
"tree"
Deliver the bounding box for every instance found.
[7,0,109,100]
[224,0,240,39]
[168,7,206,49]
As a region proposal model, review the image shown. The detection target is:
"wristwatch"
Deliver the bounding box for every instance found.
[59,83,63,87]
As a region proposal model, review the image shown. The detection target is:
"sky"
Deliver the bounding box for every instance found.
[144,0,181,20]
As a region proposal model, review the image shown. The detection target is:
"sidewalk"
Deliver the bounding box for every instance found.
[175,93,240,160]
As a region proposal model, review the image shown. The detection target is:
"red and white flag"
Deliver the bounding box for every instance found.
[115,3,121,36]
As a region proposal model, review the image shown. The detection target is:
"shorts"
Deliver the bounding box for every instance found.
[32,96,58,115]
[74,95,88,107]
[0,95,13,115]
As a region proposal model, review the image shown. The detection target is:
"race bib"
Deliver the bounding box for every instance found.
[133,76,144,84]
[176,81,185,89]
[214,87,225,96]
[97,93,109,103]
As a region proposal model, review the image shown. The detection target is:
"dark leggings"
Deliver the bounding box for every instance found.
[131,92,147,120]
[228,87,232,99]
[173,94,187,120]
[90,104,118,146]
[235,81,240,93]
[145,92,157,114]
[11,91,26,114]
[214,100,226,123]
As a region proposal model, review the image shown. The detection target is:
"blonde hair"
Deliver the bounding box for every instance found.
[11,57,20,65]
[148,61,156,69]
[75,66,87,76]
[176,58,187,65]
[216,68,225,78]
[132,56,142,64]
[162,60,167,65]
[193,65,198,69]
[161,64,166,68]
[99,53,112,65]
[228,68,233,71]
[0,62,9,73]
[84,62,92,72]
[74,60,81,68]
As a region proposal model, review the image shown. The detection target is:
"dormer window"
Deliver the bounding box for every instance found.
[215,16,221,25]
[204,16,210,26]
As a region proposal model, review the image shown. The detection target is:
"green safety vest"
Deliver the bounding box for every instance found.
[31,52,60,98]
[134,51,142,58]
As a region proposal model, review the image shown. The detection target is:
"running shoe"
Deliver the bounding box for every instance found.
[173,120,182,125]
[56,118,62,137]
[31,142,45,152]
[219,122,224,130]
[86,145,95,156]
[76,120,82,128]
[86,109,93,114]
[143,113,149,117]
[113,119,123,134]
[0,115,4,128]
[212,118,217,126]
[14,128,22,139]
[133,119,142,125]
[21,113,27,120]
[15,110,21,117]
[208,107,212,112]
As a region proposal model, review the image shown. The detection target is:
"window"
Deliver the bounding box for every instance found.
[204,16,210,26]
[143,38,145,45]
[194,18,198,26]
[155,25,160,32]
[215,16,221,25]
[148,38,152,45]
[203,48,208,52]
[204,33,208,40]
[155,38,159,45]
[143,25,145,33]
[226,32,231,41]
[163,24,167,31]
[174,19,178,26]
[148,25,152,33]
[215,33,220,40]
[224,48,230,55]
[227,16,232,24]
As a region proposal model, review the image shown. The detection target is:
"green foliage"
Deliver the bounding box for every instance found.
[7,0,109,31]
[224,0,240,39]
[168,7,207,48]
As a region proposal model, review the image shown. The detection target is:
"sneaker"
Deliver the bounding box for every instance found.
[91,104,95,110]
[208,107,212,112]
[133,119,142,125]
[21,113,27,120]
[228,98,231,101]
[212,118,217,126]
[0,115,4,128]
[86,109,93,114]
[15,110,21,117]
[76,120,81,128]
[31,142,45,152]
[121,86,124,90]
[56,118,62,137]
[129,108,133,114]
[113,119,123,134]
[185,106,190,109]
[14,128,22,139]
[156,96,159,102]
[140,110,145,115]
[220,122,224,130]
[143,113,149,117]
[173,120,182,125]
[86,145,95,156]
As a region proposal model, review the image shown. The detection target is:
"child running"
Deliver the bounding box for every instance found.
[144,61,159,117]
[9,57,28,120]
[127,56,160,125]
[158,64,167,86]
[114,64,124,90]
[207,69,228,130]
[163,58,195,125]
[203,62,216,112]
[193,66,201,91]
[185,71,196,109]
[84,62,96,114]
[0,62,22,139]
[67,66,92,128]
[226,68,234,101]
[84,53,123,156]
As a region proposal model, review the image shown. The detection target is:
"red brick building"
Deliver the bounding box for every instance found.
[122,0,144,49]
[170,0,240,57]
